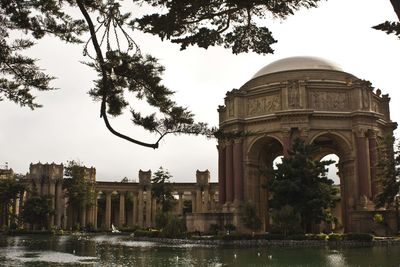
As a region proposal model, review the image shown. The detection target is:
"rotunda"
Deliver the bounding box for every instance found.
[217,56,397,233]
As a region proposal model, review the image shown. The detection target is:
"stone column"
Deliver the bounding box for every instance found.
[63,196,68,229]
[191,191,196,212]
[138,189,144,227]
[80,206,87,228]
[118,192,125,227]
[203,187,209,212]
[210,191,216,211]
[225,141,234,204]
[105,191,112,230]
[152,197,157,227]
[178,192,183,215]
[196,188,202,213]
[233,138,244,204]
[132,192,138,227]
[368,131,378,199]
[145,187,152,228]
[55,181,63,228]
[282,130,291,157]
[218,144,227,207]
[94,193,98,229]
[355,129,372,200]
[49,181,56,227]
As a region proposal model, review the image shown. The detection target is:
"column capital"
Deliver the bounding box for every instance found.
[353,127,368,138]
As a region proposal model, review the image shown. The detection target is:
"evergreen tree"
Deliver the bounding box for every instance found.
[21,194,54,230]
[1,0,323,147]
[151,167,174,212]
[374,137,400,208]
[63,160,95,226]
[267,138,337,233]
[0,175,25,227]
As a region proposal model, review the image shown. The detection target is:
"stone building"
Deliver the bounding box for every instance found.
[215,56,397,233]
[1,56,397,234]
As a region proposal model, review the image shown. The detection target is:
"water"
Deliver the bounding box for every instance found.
[0,235,400,266]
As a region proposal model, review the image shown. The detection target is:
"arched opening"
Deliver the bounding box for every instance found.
[311,132,352,233]
[247,136,284,231]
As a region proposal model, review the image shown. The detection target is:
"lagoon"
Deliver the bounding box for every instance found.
[1,235,400,266]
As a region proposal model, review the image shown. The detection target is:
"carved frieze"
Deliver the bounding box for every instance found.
[247,94,281,116]
[309,90,349,111]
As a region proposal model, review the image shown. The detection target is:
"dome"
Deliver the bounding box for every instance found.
[252,56,343,78]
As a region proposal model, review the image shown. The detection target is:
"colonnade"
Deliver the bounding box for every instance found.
[1,163,219,230]
[218,139,244,210]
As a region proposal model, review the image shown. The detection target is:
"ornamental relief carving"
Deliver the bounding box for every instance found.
[309,91,349,111]
[288,80,301,108]
[247,94,281,115]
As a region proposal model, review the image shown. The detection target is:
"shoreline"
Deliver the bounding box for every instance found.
[2,231,400,248]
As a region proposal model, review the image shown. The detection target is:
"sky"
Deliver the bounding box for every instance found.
[1,0,399,183]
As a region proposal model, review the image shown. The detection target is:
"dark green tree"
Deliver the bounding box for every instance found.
[267,138,337,233]
[1,0,323,148]
[0,175,25,227]
[373,0,400,39]
[63,160,95,227]
[240,202,261,232]
[374,137,400,208]
[21,194,54,230]
[151,167,174,213]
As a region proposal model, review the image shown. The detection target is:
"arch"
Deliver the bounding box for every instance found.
[309,131,352,160]
[247,135,284,165]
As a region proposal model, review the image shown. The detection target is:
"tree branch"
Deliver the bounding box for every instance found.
[76,0,159,149]
[390,0,400,21]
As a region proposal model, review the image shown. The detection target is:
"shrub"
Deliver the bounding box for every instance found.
[160,215,186,238]
[257,233,285,240]
[286,234,307,240]
[306,233,327,241]
[134,229,160,238]
[344,233,374,242]
[221,233,252,241]
[328,233,343,241]
[209,224,221,235]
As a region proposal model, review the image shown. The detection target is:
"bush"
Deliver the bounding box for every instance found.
[344,233,374,242]
[221,233,252,241]
[286,234,307,240]
[328,233,343,241]
[160,215,186,238]
[306,233,327,241]
[134,229,160,238]
[257,233,285,240]
[209,224,221,235]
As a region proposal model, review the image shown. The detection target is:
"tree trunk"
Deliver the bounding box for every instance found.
[390,0,400,21]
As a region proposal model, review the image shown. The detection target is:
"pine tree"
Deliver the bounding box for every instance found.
[267,138,337,233]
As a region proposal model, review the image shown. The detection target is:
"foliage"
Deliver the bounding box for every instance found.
[373,1,400,39]
[374,137,399,208]
[343,233,374,242]
[0,176,25,226]
[134,229,161,238]
[159,214,186,238]
[270,205,302,236]
[0,0,323,147]
[209,223,221,235]
[373,213,384,224]
[240,202,261,232]
[21,194,54,229]
[327,233,343,241]
[224,223,236,234]
[151,167,174,212]
[267,138,337,233]
[63,160,95,224]
[373,21,400,39]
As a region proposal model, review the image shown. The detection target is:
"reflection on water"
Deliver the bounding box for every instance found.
[1,235,400,266]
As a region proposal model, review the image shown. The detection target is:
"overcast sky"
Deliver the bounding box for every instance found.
[1,0,399,183]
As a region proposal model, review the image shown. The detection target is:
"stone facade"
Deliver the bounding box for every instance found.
[217,57,397,233]
[0,163,218,230]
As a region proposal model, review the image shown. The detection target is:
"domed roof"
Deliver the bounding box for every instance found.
[252,56,343,78]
